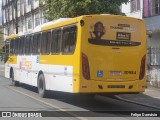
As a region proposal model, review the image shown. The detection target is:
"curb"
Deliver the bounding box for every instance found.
[115,95,160,110]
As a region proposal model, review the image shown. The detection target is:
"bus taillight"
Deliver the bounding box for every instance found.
[139,55,146,80]
[82,53,90,80]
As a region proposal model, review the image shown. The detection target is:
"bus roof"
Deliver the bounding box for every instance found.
[6,34,19,40]
[5,14,143,40]
[34,18,71,32]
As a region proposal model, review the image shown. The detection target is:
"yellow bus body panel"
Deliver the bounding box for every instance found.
[7,56,17,64]
[76,15,146,93]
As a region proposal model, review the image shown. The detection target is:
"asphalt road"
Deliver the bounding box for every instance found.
[0,61,159,119]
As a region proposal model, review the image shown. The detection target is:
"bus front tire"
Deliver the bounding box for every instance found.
[11,71,19,86]
[38,74,47,98]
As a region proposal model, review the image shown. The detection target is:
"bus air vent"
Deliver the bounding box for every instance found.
[108,85,125,88]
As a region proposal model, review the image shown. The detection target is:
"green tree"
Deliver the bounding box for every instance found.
[0,31,4,49]
[44,0,129,20]
[0,28,7,62]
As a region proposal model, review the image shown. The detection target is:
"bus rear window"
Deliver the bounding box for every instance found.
[88,21,141,47]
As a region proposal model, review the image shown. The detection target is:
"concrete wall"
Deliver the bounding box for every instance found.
[147,32,160,88]
[148,68,160,88]
[148,32,160,48]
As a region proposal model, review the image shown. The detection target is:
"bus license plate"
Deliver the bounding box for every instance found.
[110,71,122,76]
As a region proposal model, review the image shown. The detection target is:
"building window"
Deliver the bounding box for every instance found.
[17,0,20,12]
[3,0,6,6]
[28,0,32,5]
[9,6,12,20]
[35,12,40,27]
[143,0,160,17]
[18,20,22,32]
[27,16,32,29]
[131,0,140,12]
[42,10,48,24]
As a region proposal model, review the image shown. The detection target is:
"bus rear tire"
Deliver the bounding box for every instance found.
[11,71,19,86]
[38,74,47,98]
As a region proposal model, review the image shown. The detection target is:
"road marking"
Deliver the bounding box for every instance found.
[8,86,88,120]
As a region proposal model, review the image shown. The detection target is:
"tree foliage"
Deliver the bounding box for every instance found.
[44,0,129,20]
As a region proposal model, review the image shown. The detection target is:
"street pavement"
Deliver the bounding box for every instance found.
[117,85,160,110]
[0,61,160,119]
[0,61,4,77]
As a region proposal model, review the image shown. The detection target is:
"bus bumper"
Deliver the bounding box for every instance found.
[76,79,146,94]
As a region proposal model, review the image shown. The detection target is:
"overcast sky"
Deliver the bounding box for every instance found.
[0,0,2,25]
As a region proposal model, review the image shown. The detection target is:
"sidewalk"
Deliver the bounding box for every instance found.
[117,84,160,109]
[0,61,4,77]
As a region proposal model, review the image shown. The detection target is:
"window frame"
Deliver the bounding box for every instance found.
[10,39,15,56]
[46,31,52,54]
[19,36,24,55]
[51,28,62,55]
[61,25,77,55]
[131,0,140,12]
[41,31,47,55]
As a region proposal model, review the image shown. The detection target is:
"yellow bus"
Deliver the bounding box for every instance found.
[4,15,146,97]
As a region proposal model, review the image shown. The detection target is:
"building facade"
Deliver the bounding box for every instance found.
[121,0,143,19]
[122,0,160,88]
[2,0,48,39]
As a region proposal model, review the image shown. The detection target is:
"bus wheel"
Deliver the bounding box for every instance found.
[11,71,19,86]
[38,74,47,98]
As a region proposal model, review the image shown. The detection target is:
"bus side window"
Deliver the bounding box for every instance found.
[14,38,17,55]
[62,26,77,54]
[51,30,56,54]
[46,31,51,54]
[33,34,37,55]
[41,32,47,54]
[62,29,70,53]
[23,36,26,55]
[51,29,61,54]
[22,37,25,55]
[15,38,19,55]
[57,30,61,53]
[20,36,24,55]
[70,27,77,53]
[12,39,15,55]
[25,36,30,55]
[37,33,41,54]
[24,36,27,55]
[29,35,33,55]
[10,39,15,55]
[18,37,21,55]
